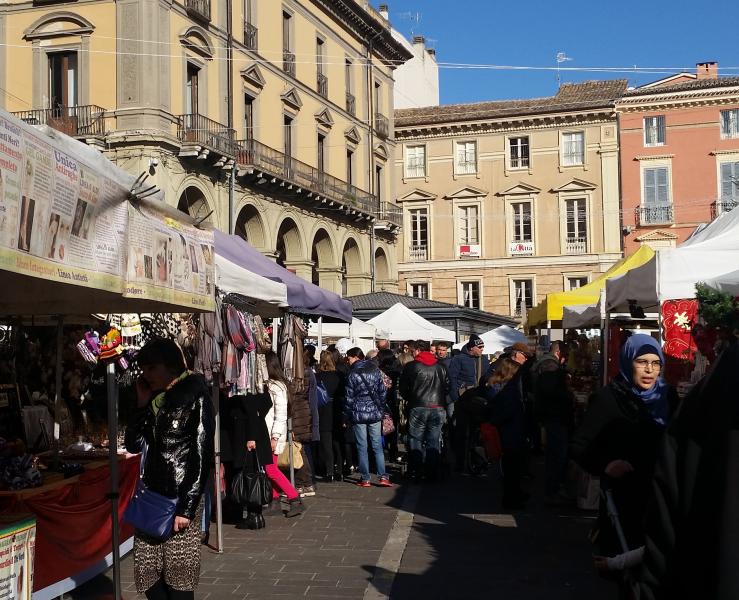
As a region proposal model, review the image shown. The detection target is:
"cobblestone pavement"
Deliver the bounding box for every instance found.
[68,459,611,600]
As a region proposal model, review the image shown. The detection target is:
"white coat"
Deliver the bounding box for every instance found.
[264,380,289,456]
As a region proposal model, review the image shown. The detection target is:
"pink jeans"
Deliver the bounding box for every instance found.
[265,454,300,500]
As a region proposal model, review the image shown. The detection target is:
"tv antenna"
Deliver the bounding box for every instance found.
[397,10,422,35]
[556,51,573,87]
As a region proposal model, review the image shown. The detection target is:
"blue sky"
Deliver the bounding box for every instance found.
[383,0,739,104]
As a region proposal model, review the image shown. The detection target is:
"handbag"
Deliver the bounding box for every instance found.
[381,412,395,435]
[232,450,273,508]
[123,448,178,541]
[277,440,303,469]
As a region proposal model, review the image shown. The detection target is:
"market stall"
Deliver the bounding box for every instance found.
[452,325,526,353]
[307,317,376,352]
[368,303,456,343]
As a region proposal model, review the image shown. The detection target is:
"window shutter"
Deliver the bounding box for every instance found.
[656,116,666,144]
[644,169,656,205]
[656,168,669,204]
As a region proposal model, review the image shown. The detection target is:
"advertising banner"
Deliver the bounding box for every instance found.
[0,516,35,600]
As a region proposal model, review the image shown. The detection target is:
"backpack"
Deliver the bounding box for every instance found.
[315,378,330,408]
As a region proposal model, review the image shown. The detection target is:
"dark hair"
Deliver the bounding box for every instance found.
[417,340,430,352]
[377,348,396,371]
[435,341,449,349]
[550,341,562,354]
[329,348,342,366]
[404,340,417,351]
[346,347,364,360]
[136,338,186,375]
[318,350,336,372]
[265,350,288,384]
[304,344,316,357]
[488,358,520,387]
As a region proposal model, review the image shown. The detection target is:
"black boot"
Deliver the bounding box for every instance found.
[284,498,305,518]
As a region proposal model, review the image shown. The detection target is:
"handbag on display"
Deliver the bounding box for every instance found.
[123,448,178,540]
[381,412,395,436]
[232,450,273,508]
[277,440,303,469]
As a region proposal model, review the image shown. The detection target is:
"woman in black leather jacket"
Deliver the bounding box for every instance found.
[125,338,214,600]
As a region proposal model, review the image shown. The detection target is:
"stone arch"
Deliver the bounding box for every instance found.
[341,237,363,296]
[235,203,266,249]
[375,247,390,282]
[178,25,215,59]
[310,227,336,286]
[177,184,214,225]
[24,11,95,39]
[275,217,304,268]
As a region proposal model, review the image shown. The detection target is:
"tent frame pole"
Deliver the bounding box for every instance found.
[317,317,323,352]
[106,361,122,600]
[53,315,64,442]
[212,383,223,553]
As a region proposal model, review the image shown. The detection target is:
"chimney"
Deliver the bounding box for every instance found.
[696,61,718,80]
[412,35,425,46]
[379,4,389,19]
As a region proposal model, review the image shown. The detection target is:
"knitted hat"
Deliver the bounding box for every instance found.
[467,334,485,349]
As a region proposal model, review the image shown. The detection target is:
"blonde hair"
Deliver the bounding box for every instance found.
[318,350,336,372]
[488,358,520,387]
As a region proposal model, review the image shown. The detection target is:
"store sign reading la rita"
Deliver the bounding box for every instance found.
[509,241,534,256]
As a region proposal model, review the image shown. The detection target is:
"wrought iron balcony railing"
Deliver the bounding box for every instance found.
[317,71,328,98]
[283,51,296,77]
[377,201,402,227]
[185,0,210,21]
[244,22,258,50]
[374,113,389,139]
[235,138,378,217]
[635,204,673,226]
[346,92,356,116]
[12,104,107,137]
[409,245,428,262]
[177,113,236,156]
[711,199,738,219]
[565,236,587,254]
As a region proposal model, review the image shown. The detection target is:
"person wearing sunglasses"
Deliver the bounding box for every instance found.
[570,334,678,597]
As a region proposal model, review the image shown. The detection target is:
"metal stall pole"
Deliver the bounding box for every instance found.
[601,287,610,387]
[212,383,224,553]
[53,316,64,442]
[106,361,122,600]
[288,417,295,487]
[317,317,323,352]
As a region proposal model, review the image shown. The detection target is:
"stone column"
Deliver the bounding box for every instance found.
[316,267,343,295]
[283,260,314,283]
[344,274,372,297]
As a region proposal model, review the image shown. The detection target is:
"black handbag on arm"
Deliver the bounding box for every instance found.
[232,449,272,509]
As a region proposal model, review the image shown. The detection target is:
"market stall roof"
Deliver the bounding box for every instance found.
[657,205,739,301]
[702,268,739,296]
[308,317,376,339]
[213,230,352,322]
[368,302,457,343]
[452,325,526,353]
[214,233,288,317]
[527,245,655,326]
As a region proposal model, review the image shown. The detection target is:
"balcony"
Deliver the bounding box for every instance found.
[346,92,356,116]
[243,22,258,50]
[283,51,296,77]
[377,201,402,228]
[317,71,328,98]
[636,205,673,226]
[565,236,587,254]
[711,199,738,219]
[409,245,428,262]
[13,105,107,137]
[374,113,389,139]
[177,114,236,157]
[184,0,210,21]
[235,138,378,218]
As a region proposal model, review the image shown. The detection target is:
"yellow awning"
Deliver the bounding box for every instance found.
[527,245,655,326]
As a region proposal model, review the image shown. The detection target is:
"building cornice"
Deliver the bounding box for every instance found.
[616,87,739,113]
[398,252,623,271]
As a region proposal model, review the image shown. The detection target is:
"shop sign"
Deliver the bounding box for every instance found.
[509,241,534,255]
[459,244,481,258]
[0,516,35,600]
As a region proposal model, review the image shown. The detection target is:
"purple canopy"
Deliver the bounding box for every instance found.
[214,230,352,322]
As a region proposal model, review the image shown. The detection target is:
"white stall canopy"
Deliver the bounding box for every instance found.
[368,303,456,343]
[308,318,376,340]
[453,325,526,352]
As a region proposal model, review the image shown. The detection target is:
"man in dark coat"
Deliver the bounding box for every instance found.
[400,341,449,479]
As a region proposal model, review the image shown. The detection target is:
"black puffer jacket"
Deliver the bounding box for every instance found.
[125,373,215,520]
[344,359,387,425]
[399,353,449,410]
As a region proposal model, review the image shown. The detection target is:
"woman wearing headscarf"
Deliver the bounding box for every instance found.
[570,334,677,596]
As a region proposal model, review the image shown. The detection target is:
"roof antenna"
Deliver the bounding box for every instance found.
[556,52,573,87]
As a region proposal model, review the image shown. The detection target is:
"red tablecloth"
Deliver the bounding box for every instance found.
[0,455,139,591]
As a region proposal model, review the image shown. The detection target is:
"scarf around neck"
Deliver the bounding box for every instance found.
[151,370,191,415]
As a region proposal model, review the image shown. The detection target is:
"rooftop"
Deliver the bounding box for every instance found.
[394,79,628,127]
[625,76,739,97]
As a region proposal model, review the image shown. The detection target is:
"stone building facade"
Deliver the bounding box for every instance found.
[0,0,410,296]
[393,81,626,318]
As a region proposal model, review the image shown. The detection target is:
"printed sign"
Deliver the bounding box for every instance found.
[0,516,35,600]
[509,240,534,256]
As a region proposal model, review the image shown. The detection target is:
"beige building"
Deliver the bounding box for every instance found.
[0,0,410,296]
[394,81,627,318]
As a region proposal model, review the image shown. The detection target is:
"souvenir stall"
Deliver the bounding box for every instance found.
[0,109,216,600]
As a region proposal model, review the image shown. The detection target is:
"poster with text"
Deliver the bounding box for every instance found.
[0,517,35,600]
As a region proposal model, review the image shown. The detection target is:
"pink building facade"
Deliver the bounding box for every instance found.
[617,64,739,254]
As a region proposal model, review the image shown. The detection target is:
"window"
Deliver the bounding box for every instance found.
[185,62,199,115]
[345,59,352,92]
[316,38,327,97]
[316,38,324,75]
[512,202,532,242]
[565,198,587,253]
[49,51,78,110]
[720,162,739,201]
[283,114,293,159]
[405,145,426,178]
[459,205,479,245]
[641,166,672,224]
[317,133,325,174]
[460,281,480,309]
[244,95,254,140]
[375,164,383,203]
[561,131,585,166]
[509,136,529,168]
[410,283,429,299]
[644,115,666,146]
[408,208,428,261]
[374,81,382,114]
[512,280,533,316]
[346,148,354,185]
[455,141,477,174]
[567,276,589,290]
[282,11,291,51]
[244,0,257,50]
[720,109,739,139]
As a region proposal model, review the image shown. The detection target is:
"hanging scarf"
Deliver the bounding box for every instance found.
[151,370,191,415]
[618,334,669,425]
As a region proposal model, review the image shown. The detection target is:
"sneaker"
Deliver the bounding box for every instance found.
[300,485,316,497]
[356,480,371,488]
[377,477,392,487]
